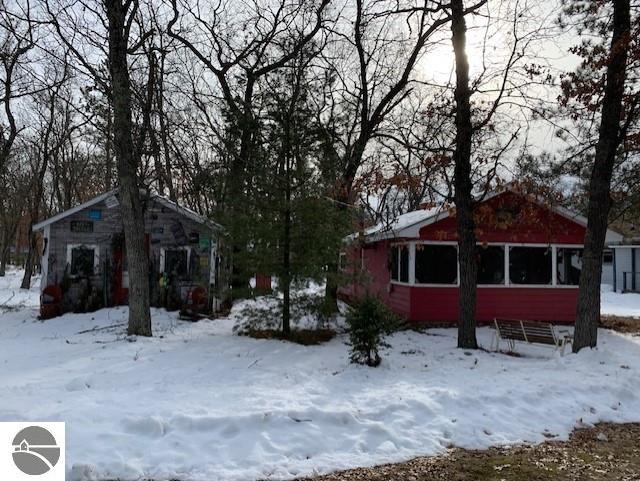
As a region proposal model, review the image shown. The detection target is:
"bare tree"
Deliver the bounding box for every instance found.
[450,0,479,349]
[572,0,633,351]
[21,58,78,289]
[45,0,156,335]
[167,0,333,292]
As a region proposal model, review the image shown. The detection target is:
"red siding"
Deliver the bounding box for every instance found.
[409,286,578,323]
[339,190,586,325]
[419,191,585,244]
[339,241,412,318]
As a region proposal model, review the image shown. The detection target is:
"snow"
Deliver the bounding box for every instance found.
[1,271,640,481]
[601,284,640,318]
[352,206,444,241]
[0,267,40,308]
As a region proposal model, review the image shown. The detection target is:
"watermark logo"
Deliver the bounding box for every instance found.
[1,422,64,480]
[12,426,61,475]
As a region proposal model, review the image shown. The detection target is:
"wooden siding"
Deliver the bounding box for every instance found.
[339,190,587,324]
[409,287,578,323]
[43,196,225,312]
[419,191,586,244]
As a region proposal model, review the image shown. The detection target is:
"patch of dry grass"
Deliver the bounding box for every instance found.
[600,315,640,335]
[296,423,640,481]
[245,328,336,345]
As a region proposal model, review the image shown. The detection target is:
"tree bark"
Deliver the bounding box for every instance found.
[574,0,630,352]
[105,0,152,337]
[451,0,478,349]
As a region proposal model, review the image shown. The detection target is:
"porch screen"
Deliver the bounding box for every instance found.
[389,246,409,282]
[477,245,505,284]
[509,246,552,284]
[389,245,409,282]
[70,246,95,276]
[557,248,583,285]
[415,245,457,284]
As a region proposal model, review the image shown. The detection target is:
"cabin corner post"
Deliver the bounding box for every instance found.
[40,225,50,292]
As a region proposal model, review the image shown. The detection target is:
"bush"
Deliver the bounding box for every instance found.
[232,291,335,337]
[346,295,402,367]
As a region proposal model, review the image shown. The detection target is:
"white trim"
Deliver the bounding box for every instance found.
[610,244,640,249]
[389,240,587,289]
[66,243,100,274]
[160,246,191,274]
[33,190,117,231]
[408,243,416,284]
[40,225,50,291]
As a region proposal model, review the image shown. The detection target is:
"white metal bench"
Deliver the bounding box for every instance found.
[491,318,573,356]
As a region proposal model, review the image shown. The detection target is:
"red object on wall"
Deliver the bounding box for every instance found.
[339,191,587,324]
[255,273,272,291]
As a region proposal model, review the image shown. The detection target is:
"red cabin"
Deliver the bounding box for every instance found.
[339,187,623,324]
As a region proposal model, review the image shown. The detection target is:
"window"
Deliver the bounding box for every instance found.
[557,248,583,285]
[399,246,409,282]
[338,252,347,271]
[164,249,189,276]
[415,244,457,284]
[509,246,552,285]
[69,246,96,276]
[389,245,409,282]
[603,249,613,265]
[477,245,505,284]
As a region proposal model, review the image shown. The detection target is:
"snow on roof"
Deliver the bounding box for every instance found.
[350,204,447,243]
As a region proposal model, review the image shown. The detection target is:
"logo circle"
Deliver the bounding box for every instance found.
[11,426,60,475]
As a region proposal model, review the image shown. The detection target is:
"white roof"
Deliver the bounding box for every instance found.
[33,190,223,232]
[353,205,447,242]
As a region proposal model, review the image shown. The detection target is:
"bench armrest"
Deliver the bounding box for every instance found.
[556,329,573,339]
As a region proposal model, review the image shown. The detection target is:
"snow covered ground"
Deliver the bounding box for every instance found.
[0,267,40,308]
[1,271,640,481]
[601,284,640,318]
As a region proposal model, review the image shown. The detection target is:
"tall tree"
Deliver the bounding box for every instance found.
[167,0,332,295]
[572,0,632,351]
[104,0,153,336]
[0,0,36,276]
[46,0,156,335]
[450,0,478,349]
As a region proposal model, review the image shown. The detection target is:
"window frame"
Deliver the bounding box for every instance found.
[66,243,100,277]
[413,241,459,286]
[476,244,506,286]
[388,241,583,289]
[160,247,191,276]
[508,245,553,286]
[389,243,411,284]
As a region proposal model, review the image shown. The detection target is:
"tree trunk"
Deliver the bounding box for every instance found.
[105,104,113,190]
[0,248,7,276]
[20,229,37,289]
[105,0,152,337]
[451,0,478,349]
[574,0,630,352]
[282,203,291,336]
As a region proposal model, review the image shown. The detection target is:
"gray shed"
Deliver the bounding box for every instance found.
[606,242,640,293]
[33,190,229,315]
